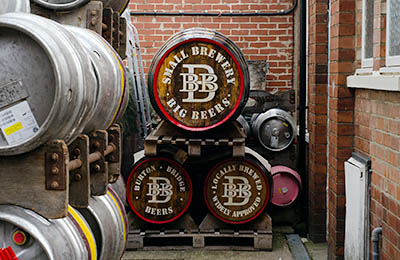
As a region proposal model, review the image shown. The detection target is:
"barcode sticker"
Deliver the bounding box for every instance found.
[0,101,39,145]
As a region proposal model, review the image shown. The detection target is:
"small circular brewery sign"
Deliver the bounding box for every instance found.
[126,157,192,224]
[204,158,270,224]
[148,29,249,131]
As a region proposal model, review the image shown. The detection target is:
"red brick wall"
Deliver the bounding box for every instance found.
[128,0,295,90]
[307,0,329,243]
[307,0,400,258]
[351,0,400,258]
[354,90,400,260]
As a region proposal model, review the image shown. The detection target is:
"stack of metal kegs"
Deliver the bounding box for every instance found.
[0,1,131,259]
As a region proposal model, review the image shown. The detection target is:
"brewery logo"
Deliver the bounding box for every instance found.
[127,158,192,224]
[146,177,173,203]
[204,158,270,224]
[153,39,244,130]
[180,64,218,103]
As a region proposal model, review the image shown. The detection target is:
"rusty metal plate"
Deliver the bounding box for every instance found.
[45,143,67,191]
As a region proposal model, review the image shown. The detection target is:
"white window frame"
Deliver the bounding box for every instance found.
[386,0,400,67]
[361,0,373,68]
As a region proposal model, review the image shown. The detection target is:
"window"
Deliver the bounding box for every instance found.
[361,0,374,68]
[386,0,400,66]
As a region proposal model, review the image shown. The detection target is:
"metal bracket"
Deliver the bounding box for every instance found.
[68,135,90,208]
[119,17,127,60]
[102,8,113,45]
[112,11,120,53]
[45,142,67,191]
[86,8,103,34]
[90,130,108,195]
[107,124,121,183]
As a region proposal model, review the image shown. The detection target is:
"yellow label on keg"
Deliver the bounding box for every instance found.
[4,122,23,136]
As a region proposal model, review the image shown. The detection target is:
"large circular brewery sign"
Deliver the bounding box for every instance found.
[204,158,270,224]
[126,157,192,224]
[148,28,249,131]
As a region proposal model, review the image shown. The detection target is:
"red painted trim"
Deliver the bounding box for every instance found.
[152,38,245,131]
[203,157,270,224]
[126,157,193,224]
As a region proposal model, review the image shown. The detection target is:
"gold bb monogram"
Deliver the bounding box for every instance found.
[221,176,252,206]
[146,177,173,203]
[180,64,218,103]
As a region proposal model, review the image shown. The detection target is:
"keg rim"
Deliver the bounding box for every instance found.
[126,157,193,224]
[151,37,246,131]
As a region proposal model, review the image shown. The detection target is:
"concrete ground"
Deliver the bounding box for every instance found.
[122,227,328,260]
[303,238,328,260]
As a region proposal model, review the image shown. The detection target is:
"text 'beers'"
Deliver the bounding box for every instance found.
[148,28,250,131]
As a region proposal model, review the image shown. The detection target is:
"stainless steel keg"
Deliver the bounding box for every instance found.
[109,174,127,206]
[236,115,251,137]
[251,108,296,151]
[30,0,90,11]
[66,26,128,132]
[78,187,128,260]
[0,13,127,155]
[0,0,30,14]
[0,205,97,260]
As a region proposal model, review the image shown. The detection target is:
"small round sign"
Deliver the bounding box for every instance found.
[204,157,270,224]
[126,157,193,224]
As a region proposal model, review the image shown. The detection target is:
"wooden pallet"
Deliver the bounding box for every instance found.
[126,213,272,251]
[144,120,246,158]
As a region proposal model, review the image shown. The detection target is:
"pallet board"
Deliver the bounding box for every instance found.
[144,120,246,157]
[127,230,272,251]
[126,212,272,251]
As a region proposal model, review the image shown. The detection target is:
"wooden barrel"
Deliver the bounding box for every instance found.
[204,157,271,224]
[0,13,127,155]
[126,157,193,224]
[270,165,302,207]
[148,28,250,131]
[251,108,296,151]
[100,0,130,14]
[30,0,90,11]
[0,0,30,14]
[78,187,128,260]
[0,204,97,260]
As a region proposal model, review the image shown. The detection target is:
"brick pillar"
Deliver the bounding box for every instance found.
[327,0,356,259]
[307,0,329,243]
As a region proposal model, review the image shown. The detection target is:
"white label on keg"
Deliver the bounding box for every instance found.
[0,101,39,145]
